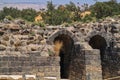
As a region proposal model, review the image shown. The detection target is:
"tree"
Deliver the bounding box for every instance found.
[105,0,120,15]
[58,5,65,11]
[90,0,120,19]
[0,7,21,20]
[91,2,112,18]
[65,1,77,12]
[47,1,55,11]
[21,8,37,22]
[44,9,71,25]
[0,11,5,20]
[45,1,55,25]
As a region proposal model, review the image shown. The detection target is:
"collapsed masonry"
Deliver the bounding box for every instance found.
[0,18,120,80]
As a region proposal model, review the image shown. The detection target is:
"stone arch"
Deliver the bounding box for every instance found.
[47,29,80,79]
[54,34,74,79]
[85,31,112,47]
[47,29,79,45]
[87,33,110,79]
[88,35,107,59]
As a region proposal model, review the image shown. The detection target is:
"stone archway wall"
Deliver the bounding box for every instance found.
[0,18,120,80]
[47,29,103,80]
[47,29,88,80]
[85,31,112,47]
[47,29,79,45]
[86,31,120,79]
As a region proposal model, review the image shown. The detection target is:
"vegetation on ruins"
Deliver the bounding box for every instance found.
[0,0,120,25]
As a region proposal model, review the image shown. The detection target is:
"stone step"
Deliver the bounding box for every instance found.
[44,77,57,80]
[0,75,36,80]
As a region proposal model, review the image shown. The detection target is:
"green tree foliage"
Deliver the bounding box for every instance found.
[0,11,5,20]
[65,2,81,21]
[91,2,112,18]
[105,0,120,15]
[47,1,55,11]
[65,1,77,11]
[21,8,37,22]
[0,0,120,24]
[44,1,55,25]
[0,7,21,20]
[53,9,71,25]
[5,15,13,20]
[90,0,120,19]
[44,9,71,25]
[0,7,37,22]
[44,1,72,25]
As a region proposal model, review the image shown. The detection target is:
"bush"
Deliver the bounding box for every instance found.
[21,8,37,22]
[82,15,93,23]
[33,22,45,27]
[5,15,13,20]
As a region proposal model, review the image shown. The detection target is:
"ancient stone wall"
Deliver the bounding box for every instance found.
[0,53,60,80]
[84,49,102,80]
[0,17,120,80]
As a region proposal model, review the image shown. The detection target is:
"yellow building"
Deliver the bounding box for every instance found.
[35,15,43,22]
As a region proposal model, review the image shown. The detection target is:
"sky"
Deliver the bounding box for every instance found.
[1,0,120,5]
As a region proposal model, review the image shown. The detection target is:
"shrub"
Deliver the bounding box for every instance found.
[5,15,13,20]
[33,22,45,27]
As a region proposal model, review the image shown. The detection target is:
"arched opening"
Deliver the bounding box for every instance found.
[89,35,107,60]
[89,35,107,78]
[54,34,74,79]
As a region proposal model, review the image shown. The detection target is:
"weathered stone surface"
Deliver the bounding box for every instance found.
[84,49,102,80]
[0,17,120,80]
[0,45,6,51]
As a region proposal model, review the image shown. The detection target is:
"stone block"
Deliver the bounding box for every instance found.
[51,67,57,72]
[10,61,23,67]
[37,72,45,77]
[25,75,36,80]
[9,67,22,73]
[22,67,33,73]
[0,61,8,68]
[23,61,31,66]
[0,68,9,74]
[44,66,51,72]
[85,60,101,66]
[2,56,9,61]
[8,56,15,61]
[44,77,57,80]
[14,57,19,61]
[38,67,44,72]
[35,61,43,66]
[18,57,27,61]
[84,49,100,55]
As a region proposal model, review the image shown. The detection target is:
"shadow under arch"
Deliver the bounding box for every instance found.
[54,34,75,79]
[89,35,107,59]
[86,31,112,48]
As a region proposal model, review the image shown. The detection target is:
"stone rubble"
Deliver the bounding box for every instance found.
[0,17,119,56]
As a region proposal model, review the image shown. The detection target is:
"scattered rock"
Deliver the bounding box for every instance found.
[80,42,92,50]
[2,35,9,41]
[0,45,6,51]
[14,19,25,25]
[0,17,119,56]
[0,29,5,36]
